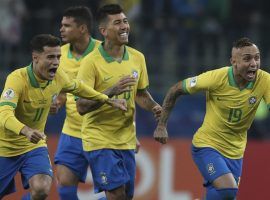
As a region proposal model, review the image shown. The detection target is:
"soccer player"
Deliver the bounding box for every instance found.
[52,6,136,200]
[0,34,126,200]
[76,4,162,200]
[153,37,270,200]
[53,6,102,199]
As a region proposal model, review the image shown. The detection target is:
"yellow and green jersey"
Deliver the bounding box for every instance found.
[78,44,149,151]
[183,66,270,159]
[60,38,100,138]
[0,64,108,157]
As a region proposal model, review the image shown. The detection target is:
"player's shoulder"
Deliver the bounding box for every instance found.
[8,66,28,79]
[61,43,70,53]
[200,66,229,78]
[83,44,103,61]
[257,68,270,81]
[126,45,144,58]
[209,66,229,74]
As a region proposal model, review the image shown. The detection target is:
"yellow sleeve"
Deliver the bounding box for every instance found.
[182,70,217,94]
[137,53,149,90]
[59,67,108,102]
[0,73,25,134]
[263,73,270,109]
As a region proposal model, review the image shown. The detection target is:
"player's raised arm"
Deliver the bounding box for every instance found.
[153,80,186,144]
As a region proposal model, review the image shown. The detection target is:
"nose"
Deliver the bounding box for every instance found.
[60,26,64,32]
[120,21,128,30]
[52,57,60,66]
[250,58,257,67]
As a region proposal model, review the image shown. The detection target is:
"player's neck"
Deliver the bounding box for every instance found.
[71,35,91,56]
[233,71,250,89]
[103,41,125,60]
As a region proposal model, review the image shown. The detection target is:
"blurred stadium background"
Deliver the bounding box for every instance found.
[1,0,270,199]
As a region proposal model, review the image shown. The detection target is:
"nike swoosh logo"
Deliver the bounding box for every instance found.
[104,76,113,82]
[216,97,230,101]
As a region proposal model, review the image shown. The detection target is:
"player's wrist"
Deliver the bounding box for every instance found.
[20,126,31,136]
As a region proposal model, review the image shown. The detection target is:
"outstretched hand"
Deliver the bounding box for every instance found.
[106,98,127,111]
[153,125,168,144]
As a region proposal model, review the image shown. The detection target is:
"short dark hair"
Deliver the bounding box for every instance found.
[63,6,93,33]
[30,34,61,52]
[96,4,124,24]
[233,37,255,49]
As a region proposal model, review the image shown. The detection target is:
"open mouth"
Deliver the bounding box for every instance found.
[247,69,256,79]
[48,68,57,77]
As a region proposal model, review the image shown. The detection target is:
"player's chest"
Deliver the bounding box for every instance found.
[96,64,140,87]
[211,88,262,109]
[20,86,60,109]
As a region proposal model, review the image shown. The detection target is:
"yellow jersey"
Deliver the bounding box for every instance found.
[0,64,108,157]
[77,44,149,151]
[183,66,270,159]
[60,38,100,138]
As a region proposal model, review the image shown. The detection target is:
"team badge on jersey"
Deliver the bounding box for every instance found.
[190,77,197,87]
[132,70,138,79]
[51,93,58,103]
[207,163,216,175]
[248,96,257,105]
[100,172,108,185]
[2,88,15,100]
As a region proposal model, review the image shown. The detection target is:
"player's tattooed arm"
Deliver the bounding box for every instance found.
[136,89,162,121]
[154,81,185,144]
[77,76,136,115]
[159,81,184,125]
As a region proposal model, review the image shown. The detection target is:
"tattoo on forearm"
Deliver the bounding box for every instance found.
[160,84,181,125]
[137,91,157,110]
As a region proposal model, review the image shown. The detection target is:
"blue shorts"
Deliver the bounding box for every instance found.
[84,149,136,197]
[0,147,53,198]
[192,146,243,187]
[54,133,88,182]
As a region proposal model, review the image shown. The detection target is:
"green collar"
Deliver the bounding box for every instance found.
[228,66,254,90]
[98,43,129,63]
[67,37,96,60]
[27,64,51,88]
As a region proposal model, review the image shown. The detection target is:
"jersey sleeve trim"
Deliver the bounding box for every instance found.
[137,86,149,91]
[182,79,189,94]
[267,104,270,111]
[0,102,17,108]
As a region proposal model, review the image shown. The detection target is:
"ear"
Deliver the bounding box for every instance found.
[32,52,39,64]
[230,57,235,66]
[99,26,107,37]
[80,24,87,34]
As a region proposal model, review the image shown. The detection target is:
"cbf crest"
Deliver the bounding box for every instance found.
[207,163,216,176]
[248,96,257,105]
[100,172,108,185]
[51,93,58,103]
[132,70,138,79]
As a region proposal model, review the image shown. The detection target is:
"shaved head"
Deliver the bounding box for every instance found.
[231,37,259,58]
